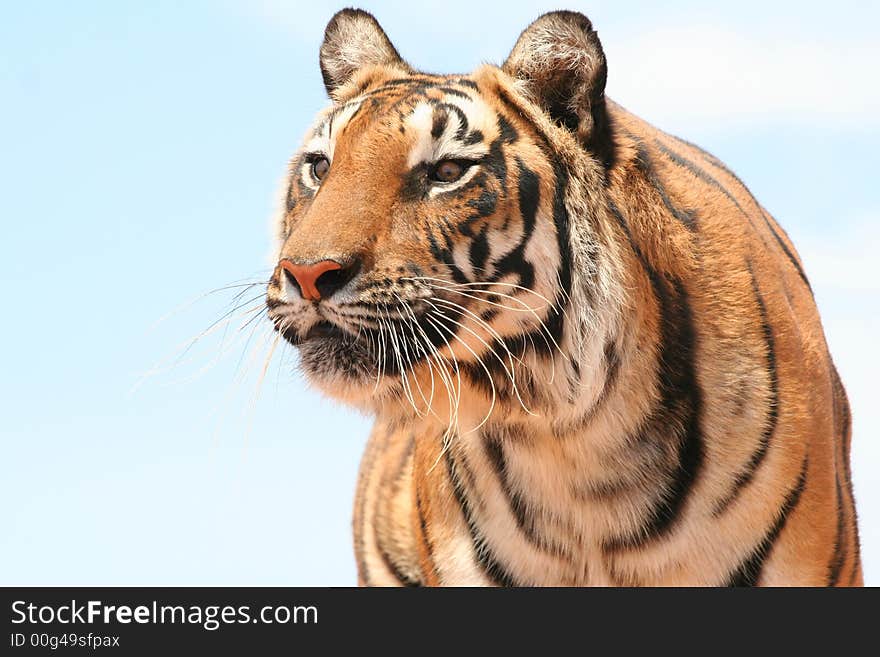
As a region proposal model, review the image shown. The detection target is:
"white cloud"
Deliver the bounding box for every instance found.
[604,25,880,129]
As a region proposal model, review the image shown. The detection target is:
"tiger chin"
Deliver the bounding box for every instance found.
[264,9,862,586]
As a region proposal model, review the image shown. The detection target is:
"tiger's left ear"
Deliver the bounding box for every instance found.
[319,9,409,99]
[503,11,614,168]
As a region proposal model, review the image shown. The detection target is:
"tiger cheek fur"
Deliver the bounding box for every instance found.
[265,9,862,586]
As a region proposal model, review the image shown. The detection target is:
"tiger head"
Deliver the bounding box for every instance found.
[266,9,624,417]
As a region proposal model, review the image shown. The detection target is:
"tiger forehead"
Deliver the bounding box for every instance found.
[319,76,494,145]
[354,75,482,104]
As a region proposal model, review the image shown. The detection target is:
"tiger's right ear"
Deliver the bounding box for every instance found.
[503,11,615,168]
[319,9,408,99]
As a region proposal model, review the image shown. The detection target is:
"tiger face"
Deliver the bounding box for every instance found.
[266,10,619,412]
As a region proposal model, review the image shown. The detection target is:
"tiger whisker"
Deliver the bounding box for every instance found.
[393,293,438,416]
[382,307,422,416]
[173,292,268,363]
[393,301,434,414]
[410,302,464,447]
[232,308,274,379]
[133,302,268,393]
[406,274,565,317]
[240,329,283,462]
[428,295,536,390]
[426,311,496,435]
[424,299,536,417]
[430,296,527,369]
[145,276,269,334]
[406,275,570,371]
[398,293,464,433]
[421,313,469,447]
[425,310,501,432]
[418,280,569,366]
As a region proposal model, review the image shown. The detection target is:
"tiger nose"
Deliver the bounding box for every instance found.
[279,258,358,301]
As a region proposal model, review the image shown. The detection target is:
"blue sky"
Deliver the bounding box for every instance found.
[1,1,878,585]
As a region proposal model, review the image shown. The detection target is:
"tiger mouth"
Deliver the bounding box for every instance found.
[274,319,353,347]
[274,313,438,381]
[303,320,350,342]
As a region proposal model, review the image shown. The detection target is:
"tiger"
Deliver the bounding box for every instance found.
[265,8,862,586]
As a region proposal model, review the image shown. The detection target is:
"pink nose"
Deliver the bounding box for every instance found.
[279,259,343,301]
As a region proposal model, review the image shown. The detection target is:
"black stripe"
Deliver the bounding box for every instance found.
[632,140,697,231]
[434,86,473,101]
[462,184,498,227]
[834,363,862,583]
[426,224,468,284]
[366,77,436,94]
[414,486,437,581]
[487,157,539,289]
[463,128,484,145]
[848,555,861,586]
[667,132,814,296]
[517,157,540,234]
[377,543,420,587]
[759,209,814,294]
[326,100,365,137]
[482,435,537,541]
[713,263,779,515]
[285,181,297,213]
[590,339,621,413]
[557,337,621,435]
[677,134,813,295]
[400,161,430,202]
[574,472,643,501]
[495,89,556,171]
[654,139,748,215]
[654,139,812,293]
[482,430,568,557]
[839,366,862,584]
[353,426,388,585]
[603,203,703,551]
[828,471,847,586]
[827,366,846,586]
[431,107,448,139]
[828,364,860,585]
[445,449,520,586]
[482,121,510,194]
[468,225,490,273]
[434,102,471,142]
[547,157,572,337]
[497,114,519,144]
[832,367,853,486]
[726,454,809,586]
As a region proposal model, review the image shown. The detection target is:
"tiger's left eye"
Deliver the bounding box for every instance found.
[431,160,465,183]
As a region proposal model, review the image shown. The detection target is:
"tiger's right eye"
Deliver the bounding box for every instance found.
[312,157,330,181]
[431,159,465,183]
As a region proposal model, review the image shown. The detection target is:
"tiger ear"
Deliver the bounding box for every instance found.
[503,11,614,167]
[319,9,408,98]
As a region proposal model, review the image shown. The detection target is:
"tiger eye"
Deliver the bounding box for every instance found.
[433,160,464,183]
[312,157,330,181]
